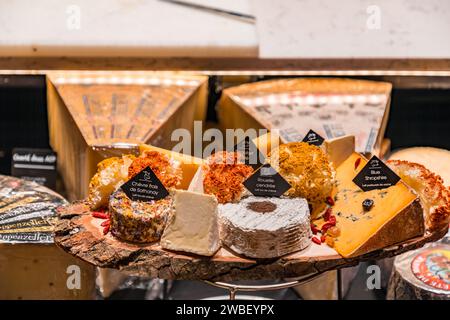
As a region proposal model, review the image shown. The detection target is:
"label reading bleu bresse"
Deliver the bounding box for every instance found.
[121,166,168,201]
[11,148,57,190]
[233,136,265,169]
[243,163,291,197]
[353,156,400,191]
[302,129,324,146]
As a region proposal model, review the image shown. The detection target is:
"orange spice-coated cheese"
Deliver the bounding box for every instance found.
[139,144,204,190]
[330,153,424,258]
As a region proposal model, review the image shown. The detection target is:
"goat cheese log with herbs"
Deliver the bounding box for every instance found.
[108,150,182,243]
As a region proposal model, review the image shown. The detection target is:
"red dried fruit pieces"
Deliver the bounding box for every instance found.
[92,212,109,219]
[354,158,361,170]
[103,225,110,235]
[310,223,320,235]
[320,235,326,243]
[328,215,336,224]
[311,237,321,245]
[321,221,336,233]
[323,207,332,221]
[326,196,335,206]
[100,220,110,227]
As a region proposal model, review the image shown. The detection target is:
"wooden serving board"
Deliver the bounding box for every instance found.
[54,202,448,282]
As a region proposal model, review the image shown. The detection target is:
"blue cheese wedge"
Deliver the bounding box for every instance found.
[219,196,311,258]
[161,190,220,256]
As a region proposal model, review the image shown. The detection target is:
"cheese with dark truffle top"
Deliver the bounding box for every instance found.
[218,196,311,258]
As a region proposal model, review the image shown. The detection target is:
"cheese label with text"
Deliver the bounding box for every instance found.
[11,148,57,190]
[233,136,265,169]
[121,166,168,201]
[353,156,400,191]
[243,163,291,197]
[302,129,324,146]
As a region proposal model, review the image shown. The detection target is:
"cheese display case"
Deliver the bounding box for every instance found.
[0,71,449,301]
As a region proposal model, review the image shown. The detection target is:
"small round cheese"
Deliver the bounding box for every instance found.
[109,190,171,243]
[218,196,311,258]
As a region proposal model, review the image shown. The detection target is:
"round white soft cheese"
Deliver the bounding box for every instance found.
[218,196,311,258]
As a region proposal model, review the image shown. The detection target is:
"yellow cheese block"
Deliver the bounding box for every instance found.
[330,153,424,258]
[139,144,204,190]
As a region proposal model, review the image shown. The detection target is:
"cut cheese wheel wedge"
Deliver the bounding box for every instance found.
[139,144,204,190]
[321,135,355,169]
[330,153,424,258]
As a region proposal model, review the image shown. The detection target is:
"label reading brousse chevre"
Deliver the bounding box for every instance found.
[353,156,400,191]
[11,148,57,190]
[233,136,265,169]
[243,163,291,197]
[301,129,325,146]
[121,166,169,202]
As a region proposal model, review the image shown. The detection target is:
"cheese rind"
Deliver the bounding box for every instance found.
[87,155,135,210]
[387,160,450,232]
[389,147,450,187]
[161,190,220,256]
[329,153,424,258]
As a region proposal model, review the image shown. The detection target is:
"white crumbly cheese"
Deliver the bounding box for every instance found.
[160,190,220,256]
[219,196,311,258]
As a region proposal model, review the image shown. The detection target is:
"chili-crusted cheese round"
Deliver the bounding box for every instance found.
[202,151,253,204]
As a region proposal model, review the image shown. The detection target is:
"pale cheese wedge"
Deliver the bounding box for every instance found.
[161,190,220,256]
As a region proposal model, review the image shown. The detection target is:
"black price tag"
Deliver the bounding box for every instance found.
[243,163,291,197]
[302,129,324,146]
[11,148,57,190]
[121,166,169,202]
[233,136,265,169]
[353,156,401,191]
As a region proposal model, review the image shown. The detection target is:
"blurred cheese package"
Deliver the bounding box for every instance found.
[0,175,96,299]
[47,72,208,200]
[217,78,392,156]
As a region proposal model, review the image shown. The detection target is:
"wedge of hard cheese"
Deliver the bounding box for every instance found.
[332,153,424,258]
[161,190,220,256]
[322,135,355,169]
[139,144,204,190]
